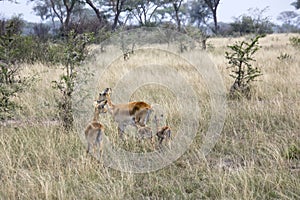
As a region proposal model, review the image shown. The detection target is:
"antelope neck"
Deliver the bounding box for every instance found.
[93,109,100,121]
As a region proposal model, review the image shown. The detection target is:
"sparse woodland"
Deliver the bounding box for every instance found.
[0,0,300,199]
[0,33,299,199]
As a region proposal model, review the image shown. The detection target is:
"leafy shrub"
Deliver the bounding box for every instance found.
[52,30,94,131]
[289,36,300,49]
[225,35,265,99]
[0,20,36,119]
[229,8,273,36]
[285,144,300,160]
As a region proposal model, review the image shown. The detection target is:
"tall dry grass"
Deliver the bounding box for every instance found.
[0,33,299,199]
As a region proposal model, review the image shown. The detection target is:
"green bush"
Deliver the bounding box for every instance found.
[225,35,265,99]
[285,144,300,160]
[0,20,36,119]
[1,18,94,122]
[52,30,94,131]
[289,36,300,49]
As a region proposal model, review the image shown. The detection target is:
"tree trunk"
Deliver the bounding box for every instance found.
[204,0,220,34]
[112,0,122,31]
[62,0,76,35]
[213,11,218,34]
[173,2,181,32]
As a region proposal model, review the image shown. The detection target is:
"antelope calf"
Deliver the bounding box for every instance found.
[154,114,171,146]
[84,100,107,158]
[98,88,153,139]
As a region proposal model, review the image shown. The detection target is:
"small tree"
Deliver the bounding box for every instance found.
[225,35,265,99]
[204,0,220,34]
[30,0,82,35]
[52,30,93,131]
[188,0,211,29]
[230,8,273,36]
[0,17,35,119]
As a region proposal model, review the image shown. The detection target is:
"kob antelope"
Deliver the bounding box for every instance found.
[98,88,153,138]
[137,114,171,148]
[84,100,107,158]
[154,114,171,146]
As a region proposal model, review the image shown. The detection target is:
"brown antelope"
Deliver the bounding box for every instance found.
[84,100,107,158]
[154,114,171,146]
[98,88,153,139]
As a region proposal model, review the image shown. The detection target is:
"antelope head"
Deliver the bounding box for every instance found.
[98,88,112,101]
[93,99,108,114]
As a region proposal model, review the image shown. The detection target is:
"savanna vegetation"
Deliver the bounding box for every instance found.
[0,0,300,199]
[0,32,299,199]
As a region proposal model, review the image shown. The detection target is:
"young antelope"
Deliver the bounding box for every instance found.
[84,100,107,158]
[154,114,171,146]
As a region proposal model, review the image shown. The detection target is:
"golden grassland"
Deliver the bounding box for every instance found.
[0,33,299,199]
